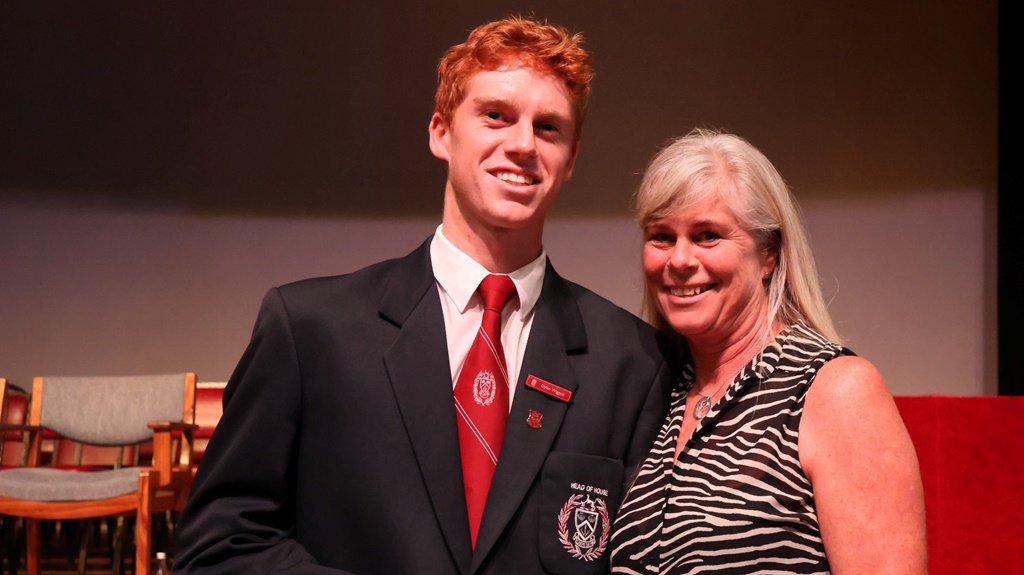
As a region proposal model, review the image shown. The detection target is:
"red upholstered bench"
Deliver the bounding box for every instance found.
[893,395,1024,574]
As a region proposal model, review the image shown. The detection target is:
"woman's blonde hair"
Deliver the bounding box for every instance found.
[635,128,839,344]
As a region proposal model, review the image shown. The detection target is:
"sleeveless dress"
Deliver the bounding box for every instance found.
[610,322,853,574]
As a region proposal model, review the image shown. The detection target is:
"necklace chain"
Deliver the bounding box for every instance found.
[690,370,741,421]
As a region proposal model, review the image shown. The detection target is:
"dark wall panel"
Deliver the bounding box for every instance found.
[0,2,996,216]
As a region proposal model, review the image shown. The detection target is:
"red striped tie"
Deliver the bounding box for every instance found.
[454,274,517,549]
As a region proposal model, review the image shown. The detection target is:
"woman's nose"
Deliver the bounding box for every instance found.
[666,241,696,270]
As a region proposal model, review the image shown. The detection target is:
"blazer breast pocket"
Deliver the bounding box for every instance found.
[537,452,623,575]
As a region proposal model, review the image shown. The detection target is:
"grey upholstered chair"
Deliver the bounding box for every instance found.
[1,377,27,575]
[0,373,197,575]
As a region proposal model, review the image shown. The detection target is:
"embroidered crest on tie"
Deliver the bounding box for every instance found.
[453,274,517,549]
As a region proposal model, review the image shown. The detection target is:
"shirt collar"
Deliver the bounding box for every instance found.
[430,224,546,318]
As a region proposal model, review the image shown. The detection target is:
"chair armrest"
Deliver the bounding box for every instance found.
[147,421,199,433]
[148,421,200,486]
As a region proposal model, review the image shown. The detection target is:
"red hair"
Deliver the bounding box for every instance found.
[435,16,594,141]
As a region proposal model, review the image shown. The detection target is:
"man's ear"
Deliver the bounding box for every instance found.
[428,113,450,161]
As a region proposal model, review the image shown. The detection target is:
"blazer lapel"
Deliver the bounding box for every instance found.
[471,262,588,570]
[381,238,473,573]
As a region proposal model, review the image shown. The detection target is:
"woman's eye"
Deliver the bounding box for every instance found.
[647,232,674,245]
[695,231,721,243]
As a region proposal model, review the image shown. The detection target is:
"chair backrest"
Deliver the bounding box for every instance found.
[32,374,196,447]
[52,437,138,468]
[193,382,227,466]
[194,382,226,438]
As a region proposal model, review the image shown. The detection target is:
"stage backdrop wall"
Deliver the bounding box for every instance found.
[0,1,997,395]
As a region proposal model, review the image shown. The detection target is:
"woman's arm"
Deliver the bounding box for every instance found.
[800,355,927,575]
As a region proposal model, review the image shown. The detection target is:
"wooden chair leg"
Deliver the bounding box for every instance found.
[1,515,21,575]
[135,519,151,575]
[111,516,127,575]
[76,520,91,575]
[2,516,15,575]
[136,491,152,575]
[26,518,40,575]
[150,510,174,559]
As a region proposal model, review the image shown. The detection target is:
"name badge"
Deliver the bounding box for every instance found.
[525,374,572,403]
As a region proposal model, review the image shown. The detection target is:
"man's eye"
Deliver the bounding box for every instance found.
[538,123,557,132]
[485,111,502,120]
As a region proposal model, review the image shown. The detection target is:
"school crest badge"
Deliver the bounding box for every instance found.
[557,494,609,561]
[527,409,543,429]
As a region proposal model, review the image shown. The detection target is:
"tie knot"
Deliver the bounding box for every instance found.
[478,274,517,313]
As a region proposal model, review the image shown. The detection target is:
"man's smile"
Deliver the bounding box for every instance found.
[493,170,537,186]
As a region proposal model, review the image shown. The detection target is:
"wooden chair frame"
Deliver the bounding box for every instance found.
[0,374,197,575]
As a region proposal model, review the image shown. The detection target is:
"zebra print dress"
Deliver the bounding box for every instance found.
[610,322,852,574]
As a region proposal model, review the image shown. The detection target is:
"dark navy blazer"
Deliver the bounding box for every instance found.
[173,237,675,575]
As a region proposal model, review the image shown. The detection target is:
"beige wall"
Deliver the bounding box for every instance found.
[0,188,990,396]
[0,2,997,395]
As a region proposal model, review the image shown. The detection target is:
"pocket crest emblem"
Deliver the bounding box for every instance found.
[557,494,609,561]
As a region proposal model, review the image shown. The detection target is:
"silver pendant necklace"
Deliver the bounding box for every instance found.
[690,372,737,421]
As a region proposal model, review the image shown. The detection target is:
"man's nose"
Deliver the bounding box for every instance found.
[505,121,537,157]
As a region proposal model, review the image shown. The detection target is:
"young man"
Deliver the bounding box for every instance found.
[172,17,674,575]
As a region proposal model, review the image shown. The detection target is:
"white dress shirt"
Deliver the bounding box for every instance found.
[430,225,546,409]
